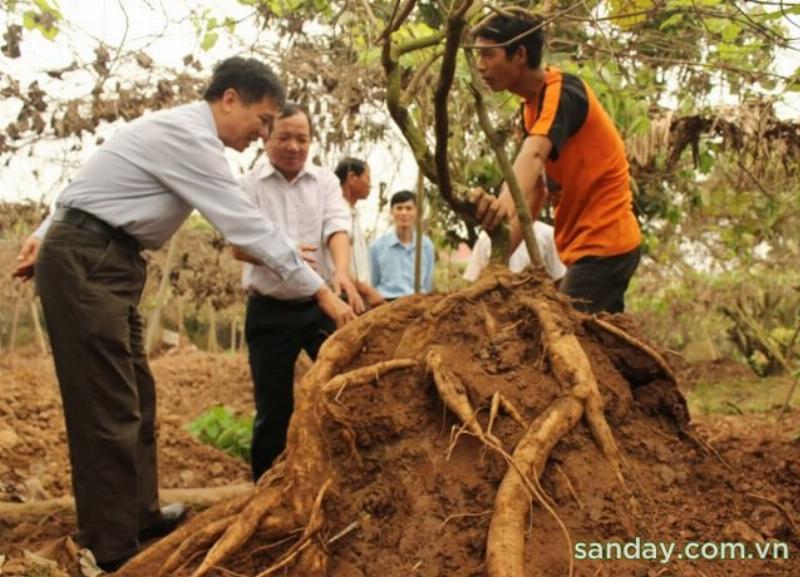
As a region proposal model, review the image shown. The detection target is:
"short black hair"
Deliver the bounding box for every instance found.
[272,102,313,136]
[334,157,367,185]
[475,13,544,69]
[203,57,285,105]
[390,190,416,207]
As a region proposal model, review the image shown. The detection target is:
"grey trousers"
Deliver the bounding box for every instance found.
[35,221,159,563]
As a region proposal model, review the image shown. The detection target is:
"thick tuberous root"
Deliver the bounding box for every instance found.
[127,269,698,577]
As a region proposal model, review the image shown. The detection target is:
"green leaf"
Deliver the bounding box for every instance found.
[721,22,740,43]
[22,11,37,30]
[187,406,253,461]
[659,13,683,30]
[40,24,58,40]
[628,114,651,136]
[698,149,714,175]
[201,31,219,51]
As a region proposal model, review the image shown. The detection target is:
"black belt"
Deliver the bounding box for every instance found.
[248,293,316,310]
[53,207,140,250]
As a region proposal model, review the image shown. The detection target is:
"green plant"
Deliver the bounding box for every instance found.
[186,406,253,461]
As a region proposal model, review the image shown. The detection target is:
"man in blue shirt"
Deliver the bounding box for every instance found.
[370,191,435,299]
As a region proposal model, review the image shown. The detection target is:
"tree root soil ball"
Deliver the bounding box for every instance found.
[80,270,800,576]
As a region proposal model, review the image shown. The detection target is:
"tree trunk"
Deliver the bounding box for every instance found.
[414,169,424,294]
[206,305,219,353]
[9,285,26,352]
[145,235,180,355]
[30,297,47,355]
[177,297,186,346]
[229,318,237,353]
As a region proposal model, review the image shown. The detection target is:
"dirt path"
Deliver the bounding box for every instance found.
[0,349,253,554]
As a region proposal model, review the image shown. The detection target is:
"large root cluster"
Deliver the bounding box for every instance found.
[115,269,709,577]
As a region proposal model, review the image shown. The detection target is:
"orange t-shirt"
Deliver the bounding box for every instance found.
[523,67,641,265]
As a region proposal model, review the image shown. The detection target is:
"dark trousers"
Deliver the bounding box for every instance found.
[245,294,334,481]
[559,247,641,314]
[35,222,159,563]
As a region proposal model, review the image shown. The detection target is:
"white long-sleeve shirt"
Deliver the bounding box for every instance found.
[463,221,567,282]
[35,101,323,297]
[349,205,371,284]
[241,159,351,299]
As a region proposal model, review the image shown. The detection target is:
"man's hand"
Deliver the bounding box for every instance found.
[356,280,385,308]
[11,236,41,281]
[315,285,356,328]
[298,243,319,271]
[472,187,513,231]
[332,270,365,314]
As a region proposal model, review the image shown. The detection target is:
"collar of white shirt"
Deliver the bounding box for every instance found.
[254,159,321,184]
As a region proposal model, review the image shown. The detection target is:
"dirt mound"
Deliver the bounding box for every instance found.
[114,270,799,577]
[0,351,252,504]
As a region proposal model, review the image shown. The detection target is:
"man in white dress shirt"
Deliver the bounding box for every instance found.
[334,157,384,307]
[234,104,363,481]
[10,58,354,571]
[463,221,566,282]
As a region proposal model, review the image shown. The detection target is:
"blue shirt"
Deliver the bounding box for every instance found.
[370,229,435,299]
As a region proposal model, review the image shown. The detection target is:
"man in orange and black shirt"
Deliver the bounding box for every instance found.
[473,13,641,313]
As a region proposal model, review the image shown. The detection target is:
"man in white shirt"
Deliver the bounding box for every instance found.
[334,157,384,307]
[234,104,363,481]
[463,221,566,282]
[10,57,354,572]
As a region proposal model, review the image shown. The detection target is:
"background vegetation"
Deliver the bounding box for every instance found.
[0,0,798,379]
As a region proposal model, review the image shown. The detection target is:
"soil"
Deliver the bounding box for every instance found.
[1,286,799,577]
[0,349,252,554]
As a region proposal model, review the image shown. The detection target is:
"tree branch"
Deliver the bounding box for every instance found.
[434,0,474,217]
[464,49,543,269]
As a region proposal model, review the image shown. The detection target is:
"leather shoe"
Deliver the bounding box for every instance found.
[139,502,187,541]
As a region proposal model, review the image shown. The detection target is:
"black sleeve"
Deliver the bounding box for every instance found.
[537,73,589,160]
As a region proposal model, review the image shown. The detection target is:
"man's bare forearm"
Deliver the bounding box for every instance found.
[327,231,351,274]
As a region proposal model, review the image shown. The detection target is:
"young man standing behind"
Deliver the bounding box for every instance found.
[370,191,435,299]
[473,13,641,313]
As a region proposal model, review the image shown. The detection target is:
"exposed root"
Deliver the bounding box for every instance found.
[680,426,734,473]
[498,393,527,429]
[487,392,527,439]
[426,348,500,447]
[116,491,254,577]
[158,515,235,577]
[745,492,800,541]
[123,274,701,577]
[190,488,283,577]
[322,358,419,400]
[487,393,502,439]
[439,509,494,529]
[524,297,628,490]
[555,464,585,510]
[424,340,578,577]
[396,270,512,357]
[585,315,677,384]
[480,302,498,339]
[486,397,584,577]
[253,478,332,577]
